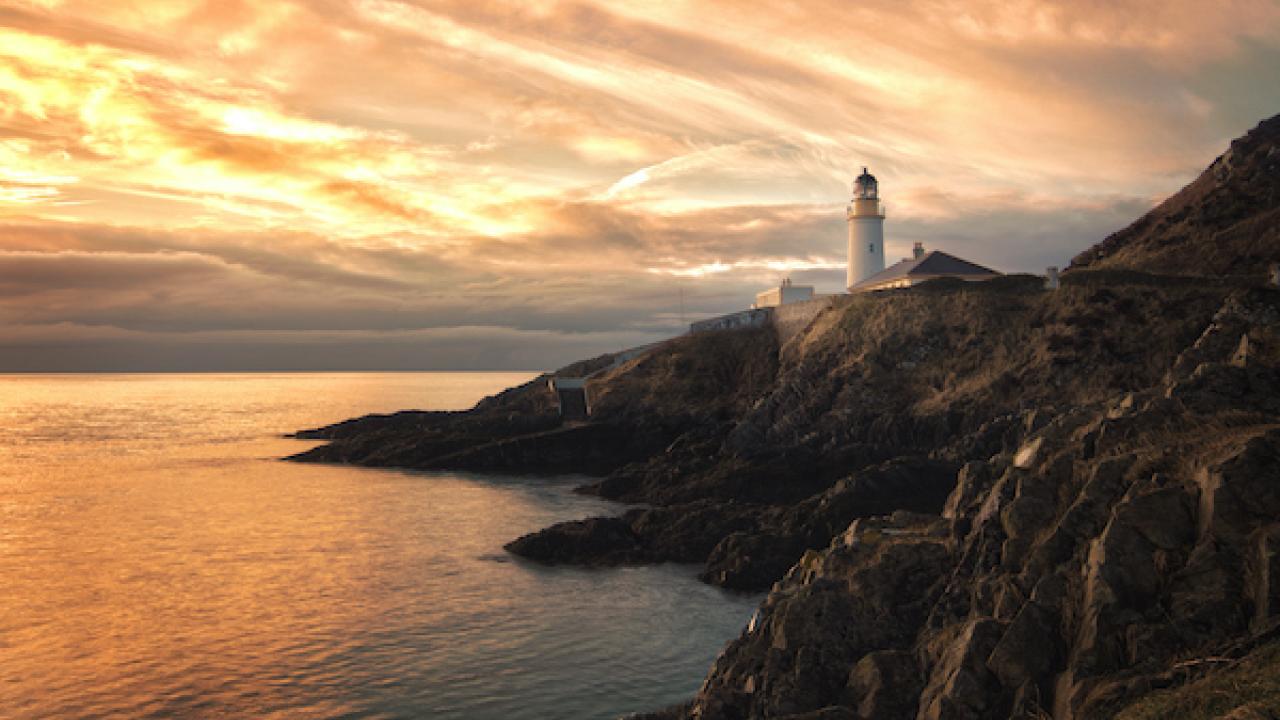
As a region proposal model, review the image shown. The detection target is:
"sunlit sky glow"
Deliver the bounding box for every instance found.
[1,0,1278,370]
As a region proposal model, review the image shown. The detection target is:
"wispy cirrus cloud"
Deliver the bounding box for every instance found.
[0,0,1277,369]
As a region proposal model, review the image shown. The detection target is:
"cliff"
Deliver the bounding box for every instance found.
[652,285,1280,719]
[508,275,1233,590]
[289,327,778,475]
[290,112,1280,718]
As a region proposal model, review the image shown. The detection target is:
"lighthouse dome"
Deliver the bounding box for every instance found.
[853,167,878,199]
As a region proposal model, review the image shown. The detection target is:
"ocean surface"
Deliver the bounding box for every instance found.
[0,373,760,719]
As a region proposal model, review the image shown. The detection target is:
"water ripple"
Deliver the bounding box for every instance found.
[0,373,761,719]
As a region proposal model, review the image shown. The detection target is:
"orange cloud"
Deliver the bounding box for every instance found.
[0,0,1277,368]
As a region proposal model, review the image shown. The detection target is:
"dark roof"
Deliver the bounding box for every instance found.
[852,250,1000,290]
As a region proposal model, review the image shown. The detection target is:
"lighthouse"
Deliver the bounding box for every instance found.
[846,167,885,289]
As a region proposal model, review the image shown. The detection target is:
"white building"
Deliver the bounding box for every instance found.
[850,242,1000,292]
[846,167,885,289]
[753,278,814,308]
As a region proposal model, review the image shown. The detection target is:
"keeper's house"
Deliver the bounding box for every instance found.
[851,242,1000,293]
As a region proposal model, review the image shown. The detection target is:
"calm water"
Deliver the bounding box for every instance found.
[0,373,758,719]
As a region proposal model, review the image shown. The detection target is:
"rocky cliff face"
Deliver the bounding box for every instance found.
[509,275,1233,592]
[289,327,778,475]
[661,287,1280,719]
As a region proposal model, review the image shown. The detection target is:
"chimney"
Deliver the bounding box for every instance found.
[912,242,925,260]
[1045,266,1060,290]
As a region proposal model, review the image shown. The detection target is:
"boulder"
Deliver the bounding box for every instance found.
[1197,429,1280,542]
[916,618,1006,720]
[986,601,1061,690]
[504,516,641,565]
[1245,524,1280,631]
[844,650,922,720]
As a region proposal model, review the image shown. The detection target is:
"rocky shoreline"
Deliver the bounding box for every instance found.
[289,115,1280,718]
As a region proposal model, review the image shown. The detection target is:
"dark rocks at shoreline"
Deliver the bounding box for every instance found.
[506,457,960,590]
[505,500,771,568]
[288,395,698,475]
[503,516,645,566]
[288,327,780,478]
[699,456,959,590]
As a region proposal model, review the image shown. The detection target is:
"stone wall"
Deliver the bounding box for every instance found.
[689,308,772,334]
[690,296,843,345]
[770,295,841,345]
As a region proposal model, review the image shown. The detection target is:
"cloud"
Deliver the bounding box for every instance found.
[0,0,1277,369]
[0,187,1144,342]
[0,322,660,372]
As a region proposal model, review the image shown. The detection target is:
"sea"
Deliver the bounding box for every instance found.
[0,373,760,719]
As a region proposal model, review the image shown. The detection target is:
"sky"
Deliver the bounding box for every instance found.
[1,0,1278,371]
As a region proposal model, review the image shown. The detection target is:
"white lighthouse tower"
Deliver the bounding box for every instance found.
[846,167,885,290]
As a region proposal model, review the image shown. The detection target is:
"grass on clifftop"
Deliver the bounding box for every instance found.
[588,326,779,422]
[1110,640,1280,720]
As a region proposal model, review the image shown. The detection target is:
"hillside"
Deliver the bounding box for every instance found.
[1070,114,1280,278]
[290,115,1280,719]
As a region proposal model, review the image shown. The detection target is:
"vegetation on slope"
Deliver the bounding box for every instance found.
[1109,635,1280,720]
[1070,114,1280,279]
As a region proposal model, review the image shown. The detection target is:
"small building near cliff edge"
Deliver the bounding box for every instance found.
[851,241,1001,293]
[753,278,814,309]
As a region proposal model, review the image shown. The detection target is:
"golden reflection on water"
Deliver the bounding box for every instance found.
[0,374,759,719]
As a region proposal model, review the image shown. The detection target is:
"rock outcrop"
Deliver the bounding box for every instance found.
[290,326,779,475]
